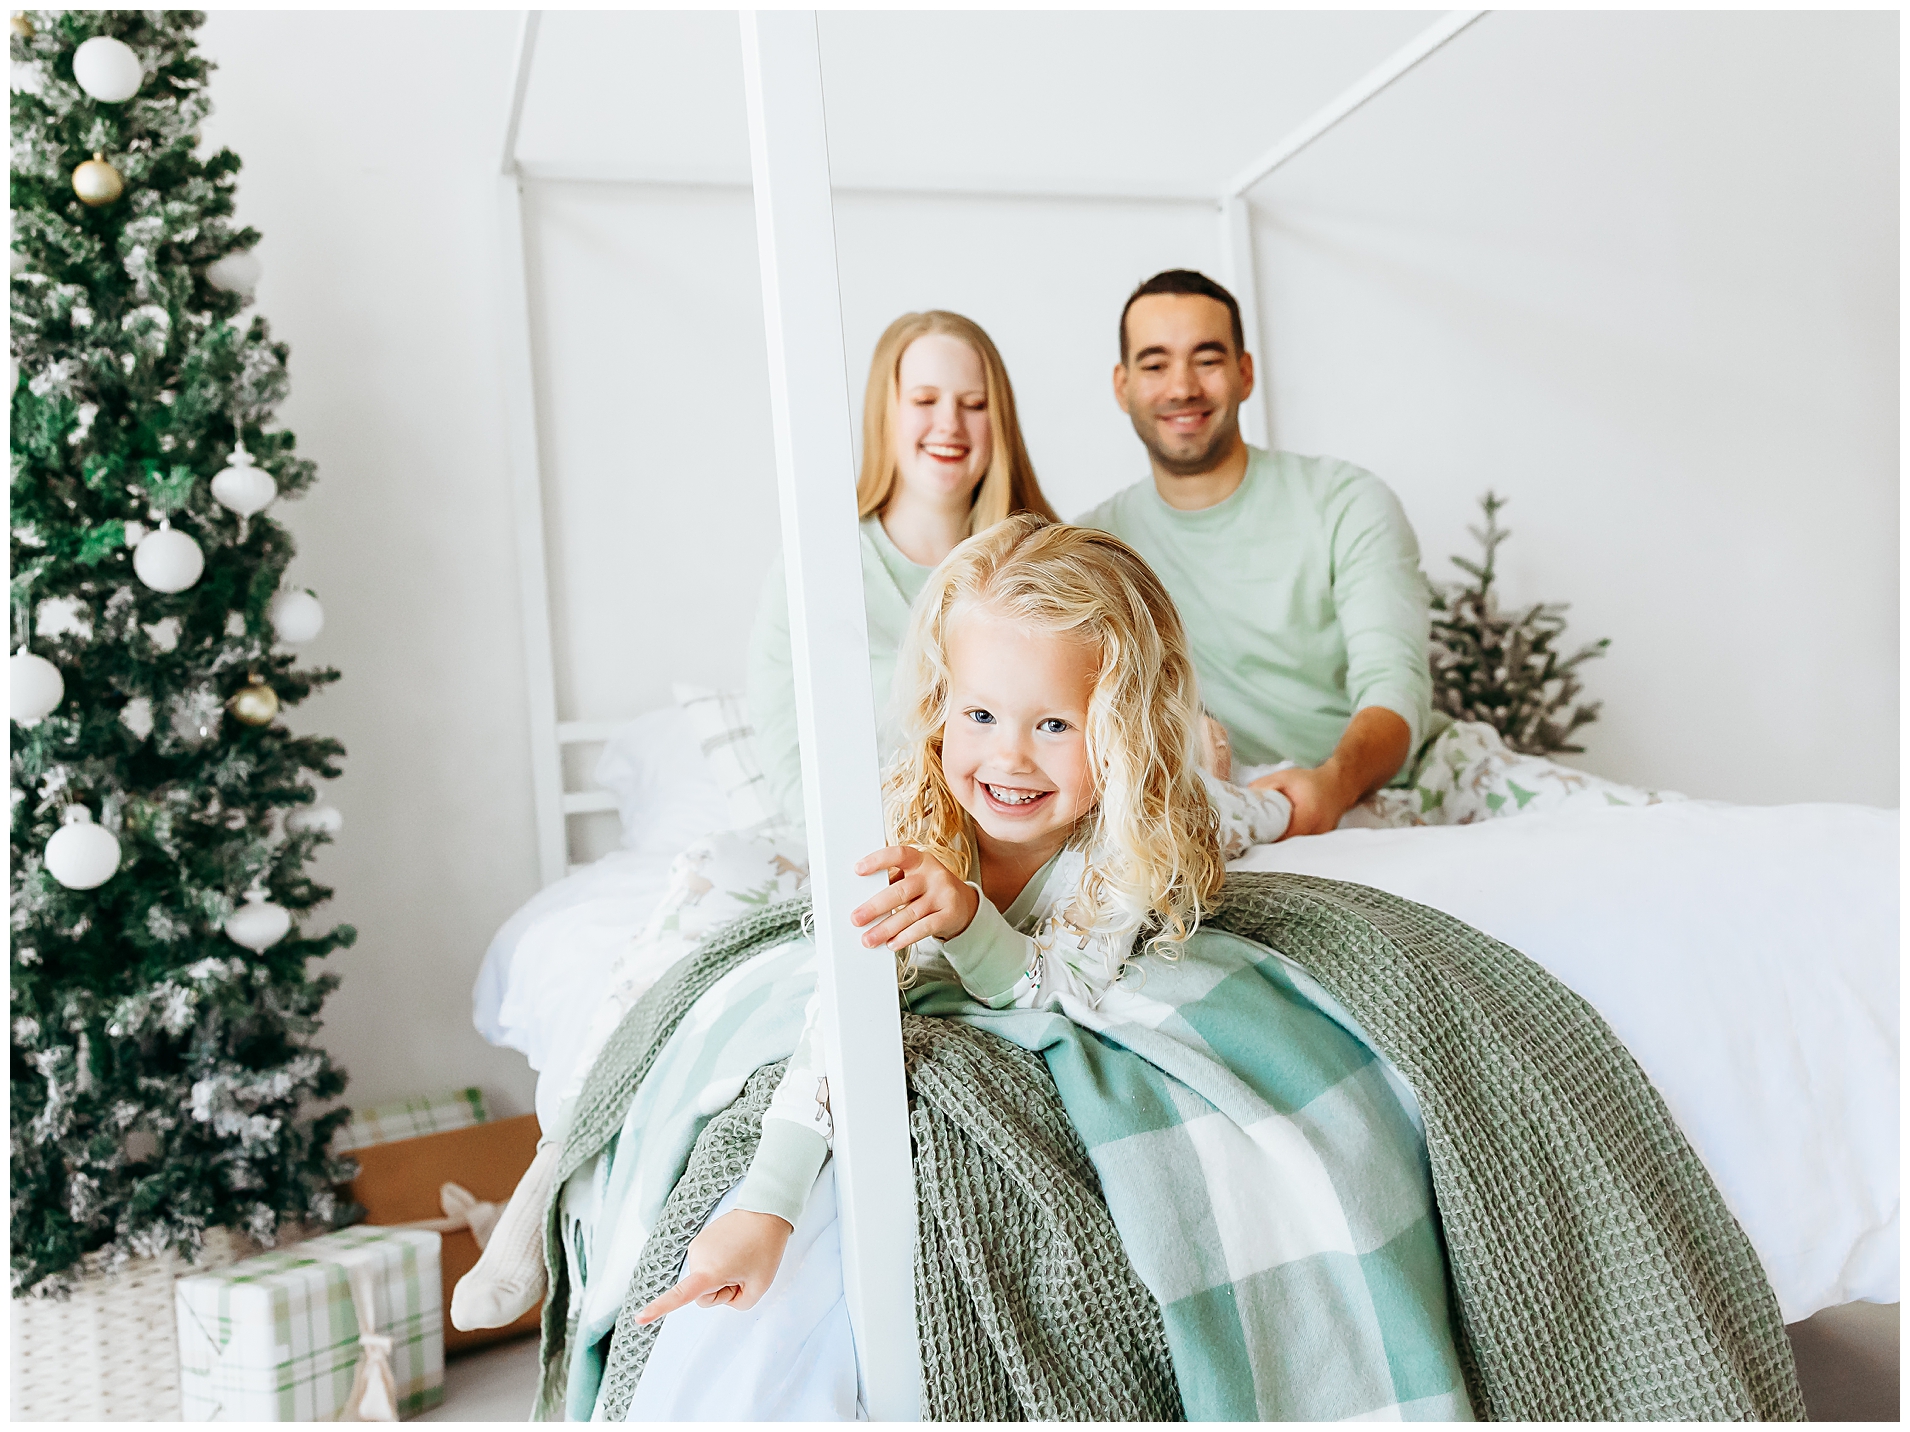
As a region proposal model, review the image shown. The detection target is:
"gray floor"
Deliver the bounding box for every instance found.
[422,1333,543,1422]
[422,1303,1901,1422]
[1788,1301,1900,1422]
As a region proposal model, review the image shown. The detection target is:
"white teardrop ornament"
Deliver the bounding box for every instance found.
[268,588,324,644]
[10,649,64,724]
[210,446,275,518]
[45,806,121,890]
[133,521,204,593]
[72,35,144,103]
[225,888,292,952]
[204,251,262,298]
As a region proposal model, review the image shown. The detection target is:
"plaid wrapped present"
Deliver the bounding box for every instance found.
[175,1225,445,1421]
[333,1088,488,1153]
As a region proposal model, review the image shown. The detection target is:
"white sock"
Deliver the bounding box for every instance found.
[449,1140,558,1331]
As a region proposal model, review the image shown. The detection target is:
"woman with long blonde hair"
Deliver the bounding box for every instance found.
[748,311,1057,829]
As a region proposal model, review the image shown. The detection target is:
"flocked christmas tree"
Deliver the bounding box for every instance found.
[1428,491,1610,756]
[10,10,356,1296]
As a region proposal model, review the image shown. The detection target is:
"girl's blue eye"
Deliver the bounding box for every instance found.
[1037,718,1070,735]
[968,709,995,725]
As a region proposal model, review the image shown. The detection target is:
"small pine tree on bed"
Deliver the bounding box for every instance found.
[10,10,356,1296]
[1428,492,1610,756]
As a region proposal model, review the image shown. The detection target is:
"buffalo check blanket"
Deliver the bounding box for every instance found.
[912,928,1471,1421]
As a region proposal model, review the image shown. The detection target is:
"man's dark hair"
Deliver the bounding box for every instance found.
[1119,269,1245,362]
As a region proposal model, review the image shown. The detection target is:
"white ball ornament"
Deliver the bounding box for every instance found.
[268,588,324,645]
[72,36,144,103]
[45,806,121,890]
[210,445,275,518]
[286,803,343,836]
[133,520,204,593]
[10,649,64,725]
[225,888,292,952]
[204,250,262,298]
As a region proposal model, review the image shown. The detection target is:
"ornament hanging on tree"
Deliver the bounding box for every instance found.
[133,519,203,593]
[71,151,125,208]
[45,805,121,890]
[204,250,262,298]
[268,588,323,644]
[72,35,144,103]
[10,648,64,725]
[11,13,34,38]
[229,676,279,727]
[210,443,275,518]
[224,887,291,952]
[286,802,343,836]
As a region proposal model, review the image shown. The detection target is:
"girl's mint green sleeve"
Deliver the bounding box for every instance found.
[744,554,806,832]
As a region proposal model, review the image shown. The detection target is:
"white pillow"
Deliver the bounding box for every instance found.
[671,683,786,834]
[592,705,730,855]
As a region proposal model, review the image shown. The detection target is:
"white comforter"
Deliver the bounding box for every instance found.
[478,798,1899,1326]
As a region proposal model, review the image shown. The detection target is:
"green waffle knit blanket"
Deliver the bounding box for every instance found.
[538,873,1803,1421]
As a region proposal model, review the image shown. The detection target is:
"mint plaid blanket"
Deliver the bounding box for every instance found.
[541,874,1803,1422]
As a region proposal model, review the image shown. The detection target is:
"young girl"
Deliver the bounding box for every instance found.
[636,515,1230,1323]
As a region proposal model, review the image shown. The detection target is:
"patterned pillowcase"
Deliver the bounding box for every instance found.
[671,683,786,835]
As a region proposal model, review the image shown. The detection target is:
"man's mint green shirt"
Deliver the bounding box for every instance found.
[747,514,934,828]
[1077,446,1435,773]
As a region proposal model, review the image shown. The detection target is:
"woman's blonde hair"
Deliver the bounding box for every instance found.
[856,311,1059,531]
[884,515,1225,954]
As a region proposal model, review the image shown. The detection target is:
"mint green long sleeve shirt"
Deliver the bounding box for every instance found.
[745,515,935,830]
[1076,447,1437,774]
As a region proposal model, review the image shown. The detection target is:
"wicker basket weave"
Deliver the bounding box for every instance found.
[9,1228,270,1422]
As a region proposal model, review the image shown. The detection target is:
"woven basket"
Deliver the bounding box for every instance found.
[9,1227,280,1422]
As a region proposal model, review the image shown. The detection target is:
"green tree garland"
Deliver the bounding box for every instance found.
[10,10,355,1295]
[1428,492,1610,756]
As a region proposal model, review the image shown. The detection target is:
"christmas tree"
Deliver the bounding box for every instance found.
[1428,491,1610,756]
[10,10,356,1296]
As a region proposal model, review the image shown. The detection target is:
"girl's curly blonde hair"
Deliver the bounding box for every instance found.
[883,514,1225,952]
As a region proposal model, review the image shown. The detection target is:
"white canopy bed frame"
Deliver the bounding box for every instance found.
[492,11,1487,1417]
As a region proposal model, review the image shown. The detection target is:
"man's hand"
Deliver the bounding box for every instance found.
[634,1209,792,1325]
[1249,707,1412,838]
[851,845,980,950]
[1249,764,1360,837]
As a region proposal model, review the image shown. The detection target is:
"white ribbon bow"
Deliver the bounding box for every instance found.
[339,1264,397,1422]
[403,1182,501,1250]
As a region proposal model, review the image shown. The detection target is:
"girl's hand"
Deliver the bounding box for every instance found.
[851,845,980,949]
[633,1209,792,1325]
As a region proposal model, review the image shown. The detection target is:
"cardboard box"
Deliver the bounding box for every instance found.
[176,1225,444,1421]
[347,1112,543,1354]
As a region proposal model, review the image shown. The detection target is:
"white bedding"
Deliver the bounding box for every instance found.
[478,797,1899,1334]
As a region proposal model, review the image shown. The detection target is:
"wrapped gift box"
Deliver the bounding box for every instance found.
[175,1225,445,1421]
[332,1087,490,1154]
[348,1113,543,1354]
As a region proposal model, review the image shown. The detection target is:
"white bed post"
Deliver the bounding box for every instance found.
[1217,195,1271,449]
[740,11,923,1420]
[494,10,568,889]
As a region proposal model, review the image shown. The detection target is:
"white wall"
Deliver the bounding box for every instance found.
[1246,9,1899,806]
[198,11,540,1115]
[191,10,1897,1120]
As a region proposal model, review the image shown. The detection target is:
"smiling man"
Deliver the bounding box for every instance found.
[1077,269,1439,836]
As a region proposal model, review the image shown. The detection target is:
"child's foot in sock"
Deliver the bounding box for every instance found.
[450,1140,558,1330]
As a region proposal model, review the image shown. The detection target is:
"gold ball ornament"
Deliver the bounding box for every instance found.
[11,13,33,38]
[72,151,123,207]
[228,677,280,727]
